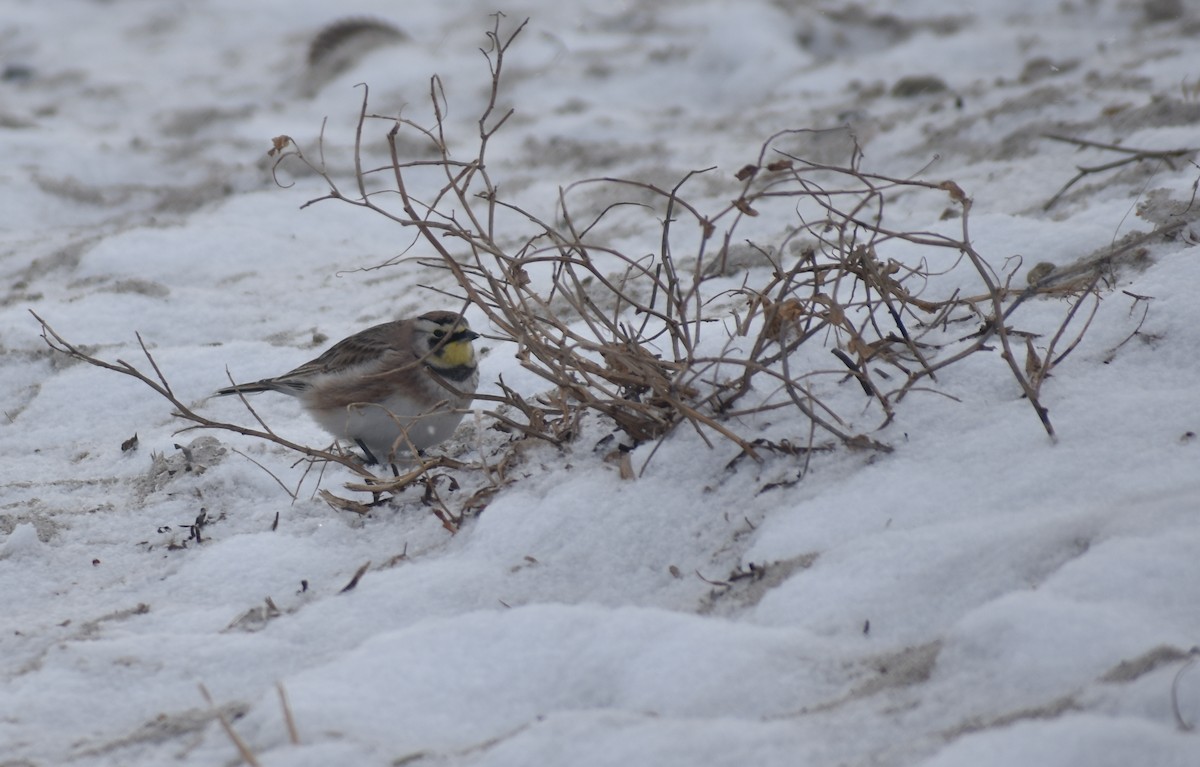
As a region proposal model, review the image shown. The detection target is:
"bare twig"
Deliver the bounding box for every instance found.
[339,561,371,593]
[31,310,376,480]
[1042,134,1199,210]
[276,682,300,745]
[199,684,260,767]
[231,449,299,502]
[1171,650,1198,732]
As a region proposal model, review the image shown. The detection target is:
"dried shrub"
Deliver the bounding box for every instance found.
[39,14,1143,516]
[271,14,1105,478]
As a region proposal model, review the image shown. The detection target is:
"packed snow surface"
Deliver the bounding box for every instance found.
[1,1,1198,765]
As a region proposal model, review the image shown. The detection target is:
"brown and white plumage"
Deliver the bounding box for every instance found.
[217,311,480,465]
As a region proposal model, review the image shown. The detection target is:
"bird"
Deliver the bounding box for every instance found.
[216,310,480,467]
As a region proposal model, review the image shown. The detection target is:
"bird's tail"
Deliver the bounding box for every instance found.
[215,381,276,396]
[215,378,308,397]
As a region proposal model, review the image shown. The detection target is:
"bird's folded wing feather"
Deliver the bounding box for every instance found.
[279,322,403,380]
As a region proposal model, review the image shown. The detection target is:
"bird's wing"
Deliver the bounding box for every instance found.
[278,321,407,381]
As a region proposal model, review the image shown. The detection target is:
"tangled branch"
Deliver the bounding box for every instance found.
[37,14,1151,510]
[264,14,1119,473]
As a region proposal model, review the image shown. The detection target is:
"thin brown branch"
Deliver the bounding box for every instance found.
[1042,134,1199,210]
[31,310,376,481]
[199,684,260,767]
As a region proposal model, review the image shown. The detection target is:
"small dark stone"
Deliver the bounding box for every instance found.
[1144,0,1183,23]
[2,63,34,83]
[890,75,949,98]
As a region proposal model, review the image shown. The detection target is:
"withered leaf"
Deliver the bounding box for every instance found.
[267,135,293,157]
[939,180,968,202]
[732,198,759,216]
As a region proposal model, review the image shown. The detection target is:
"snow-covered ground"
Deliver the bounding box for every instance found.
[2,1,1199,765]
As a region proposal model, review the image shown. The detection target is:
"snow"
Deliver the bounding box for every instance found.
[2,1,1199,765]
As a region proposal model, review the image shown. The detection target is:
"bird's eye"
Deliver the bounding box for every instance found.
[432,329,446,339]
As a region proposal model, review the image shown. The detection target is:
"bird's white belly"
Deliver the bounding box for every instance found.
[309,393,466,460]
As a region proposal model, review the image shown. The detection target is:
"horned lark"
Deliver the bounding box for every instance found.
[217,310,480,466]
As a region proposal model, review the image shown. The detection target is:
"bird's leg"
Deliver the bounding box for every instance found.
[355,439,380,466]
